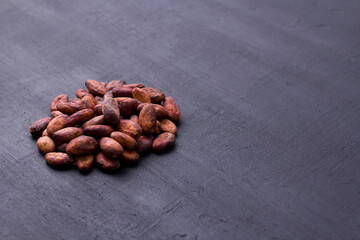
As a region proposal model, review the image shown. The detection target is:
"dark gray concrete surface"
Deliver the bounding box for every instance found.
[1,0,360,239]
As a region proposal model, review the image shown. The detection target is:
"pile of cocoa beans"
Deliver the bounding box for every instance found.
[29,79,180,173]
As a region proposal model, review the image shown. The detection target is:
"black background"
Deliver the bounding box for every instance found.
[1,0,360,239]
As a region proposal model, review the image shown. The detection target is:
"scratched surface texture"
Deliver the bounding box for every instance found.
[0,0,360,239]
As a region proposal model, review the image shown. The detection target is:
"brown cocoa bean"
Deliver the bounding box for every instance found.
[119,99,141,116]
[81,94,96,109]
[116,119,142,138]
[121,150,140,164]
[65,109,94,127]
[102,98,120,125]
[46,115,68,136]
[85,79,106,96]
[76,155,94,173]
[163,97,181,122]
[76,89,90,98]
[137,103,168,119]
[95,152,120,171]
[99,137,123,158]
[110,131,137,150]
[94,104,103,115]
[154,120,161,135]
[52,127,84,144]
[56,143,68,153]
[45,152,74,168]
[84,125,114,137]
[50,94,68,111]
[129,115,139,124]
[139,104,156,135]
[152,132,176,152]
[29,117,52,138]
[124,83,144,88]
[160,119,177,134]
[112,87,133,97]
[37,136,55,154]
[66,135,99,155]
[95,96,103,104]
[82,115,105,128]
[57,102,82,115]
[42,129,49,136]
[143,87,165,103]
[132,87,151,103]
[136,135,154,154]
[51,111,65,118]
[106,80,126,91]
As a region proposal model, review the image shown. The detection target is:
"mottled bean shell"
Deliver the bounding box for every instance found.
[102,98,120,125]
[121,150,140,164]
[81,94,96,109]
[132,87,151,103]
[154,120,161,135]
[96,152,120,171]
[52,127,84,144]
[95,96,103,105]
[45,152,74,168]
[65,109,94,127]
[129,115,139,124]
[50,94,69,111]
[119,99,141,116]
[57,102,82,115]
[42,129,49,136]
[94,104,103,115]
[160,119,177,134]
[56,143,68,153]
[29,117,52,138]
[46,115,68,136]
[106,80,126,91]
[112,87,133,97]
[76,155,94,173]
[84,125,114,137]
[85,79,106,96]
[143,87,165,104]
[163,97,181,122]
[82,115,105,128]
[116,119,142,139]
[152,132,176,152]
[124,83,144,88]
[137,103,168,120]
[110,131,137,150]
[99,137,124,158]
[139,104,157,135]
[51,111,66,118]
[66,136,99,156]
[136,135,154,154]
[76,89,90,98]
[37,136,56,154]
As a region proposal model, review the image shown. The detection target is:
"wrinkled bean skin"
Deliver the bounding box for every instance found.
[81,95,96,109]
[112,87,133,97]
[136,135,154,154]
[42,129,49,136]
[102,98,120,125]
[110,131,137,150]
[37,136,56,154]
[29,117,52,138]
[94,104,103,115]
[51,111,65,118]
[57,102,82,115]
[50,94,69,111]
[46,115,68,136]
[160,119,177,134]
[119,99,141,116]
[76,89,90,98]
[82,115,105,128]
[100,137,124,158]
[65,109,94,127]
[76,155,94,173]
[142,87,165,104]
[121,150,140,164]
[130,115,139,124]
[116,120,142,139]
[137,103,168,120]
[66,136,99,155]
[45,152,74,168]
[84,125,114,137]
[132,87,151,103]
[139,104,157,135]
[96,152,120,171]
[85,79,106,96]
[163,97,181,122]
[124,83,144,88]
[52,127,84,144]
[56,143,68,153]
[106,80,126,91]
[152,132,176,152]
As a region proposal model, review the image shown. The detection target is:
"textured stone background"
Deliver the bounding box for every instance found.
[0,0,359,239]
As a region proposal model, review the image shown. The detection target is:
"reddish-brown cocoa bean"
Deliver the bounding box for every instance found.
[46,115,68,136]
[45,152,74,168]
[106,80,126,91]
[94,104,103,115]
[160,119,177,134]
[66,136,99,155]
[136,135,154,154]
[110,131,137,150]
[95,152,120,171]
[116,119,142,139]
[51,111,65,118]
[84,125,114,137]
[76,89,90,98]
[37,136,56,154]
[57,102,82,115]
[56,143,68,153]
[85,79,106,96]
[50,94,69,111]
[130,115,139,124]
[132,87,151,103]
[124,83,144,88]
[121,150,140,164]
[119,99,141,116]
[139,104,157,135]
[29,117,52,138]
[112,87,133,97]
[137,103,168,119]
[102,98,120,125]
[82,115,105,128]
[52,127,84,144]
[152,132,176,152]
[99,137,123,158]
[76,155,94,173]
[163,97,181,122]
[142,87,165,103]
[81,95,96,109]
[65,109,94,127]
